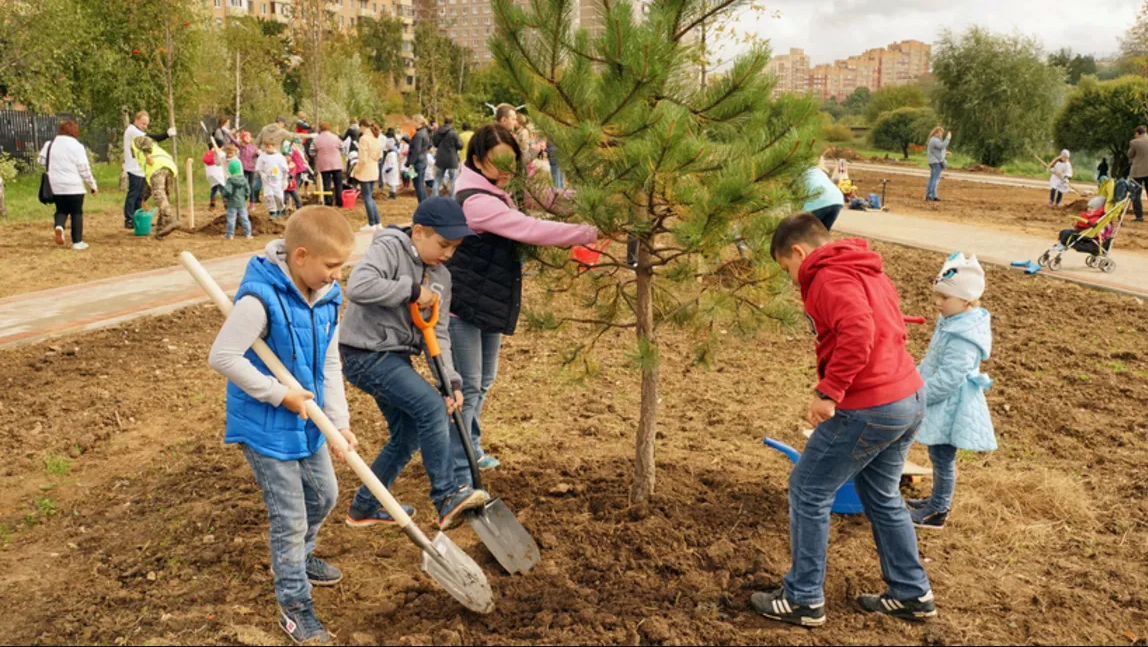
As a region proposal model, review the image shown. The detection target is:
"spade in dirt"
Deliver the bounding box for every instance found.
[412,298,542,575]
[179,252,495,614]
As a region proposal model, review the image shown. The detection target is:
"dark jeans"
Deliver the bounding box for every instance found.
[321,170,344,207]
[286,188,301,210]
[244,171,261,204]
[210,184,223,203]
[783,388,931,606]
[1132,177,1148,219]
[54,194,84,244]
[1049,189,1064,206]
[360,181,379,226]
[340,349,460,511]
[810,204,843,231]
[413,161,428,203]
[124,173,146,226]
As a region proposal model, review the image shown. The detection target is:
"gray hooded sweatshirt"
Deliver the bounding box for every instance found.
[341,226,462,389]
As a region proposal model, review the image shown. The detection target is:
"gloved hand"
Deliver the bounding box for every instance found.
[167,127,178,137]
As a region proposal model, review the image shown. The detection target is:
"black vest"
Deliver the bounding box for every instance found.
[447,188,523,335]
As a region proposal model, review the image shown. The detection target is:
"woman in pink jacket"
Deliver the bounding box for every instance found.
[447,124,599,477]
[313,122,345,207]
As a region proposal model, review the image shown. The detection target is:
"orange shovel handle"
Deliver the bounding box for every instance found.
[410,295,442,358]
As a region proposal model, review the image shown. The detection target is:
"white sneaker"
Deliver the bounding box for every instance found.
[54,226,65,246]
[360,224,375,232]
[374,224,382,231]
[72,241,89,251]
[245,234,254,239]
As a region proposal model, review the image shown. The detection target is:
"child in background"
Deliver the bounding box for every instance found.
[907,252,995,530]
[205,146,227,210]
[283,140,305,213]
[1048,150,1073,207]
[751,214,935,627]
[219,159,253,240]
[257,141,290,220]
[239,131,262,210]
[383,143,401,200]
[207,207,358,644]
[338,197,489,531]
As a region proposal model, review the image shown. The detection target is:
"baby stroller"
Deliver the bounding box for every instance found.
[1037,178,1133,274]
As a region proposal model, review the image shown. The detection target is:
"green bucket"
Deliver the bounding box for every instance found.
[133,208,156,236]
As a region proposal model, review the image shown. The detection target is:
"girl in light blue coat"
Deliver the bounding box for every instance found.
[909,251,996,530]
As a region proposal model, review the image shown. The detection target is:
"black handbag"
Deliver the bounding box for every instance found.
[38,139,55,205]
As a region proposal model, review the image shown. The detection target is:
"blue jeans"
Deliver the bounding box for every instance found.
[926,163,944,199]
[360,181,380,226]
[286,188,302,210]
[783,389,931,606]
[240,444,338,606]
[341,350,460,511]
[447,317,502,485]
[550,159,564,189]
[924,444,957,514]
[433,166,460,196]
[413,162,428,203]
[225,206,252,238]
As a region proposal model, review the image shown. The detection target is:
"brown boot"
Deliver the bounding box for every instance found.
[155,218,182,239]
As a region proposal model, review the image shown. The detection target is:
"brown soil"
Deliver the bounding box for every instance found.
[849,168,1148,252]
[823,146,865,162]
[1,241,1147,645]
[956,164,1003,175]
[0,191,420,299]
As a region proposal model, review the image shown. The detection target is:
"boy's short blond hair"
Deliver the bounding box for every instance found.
[223,143,238,157]
[285,206,355,256]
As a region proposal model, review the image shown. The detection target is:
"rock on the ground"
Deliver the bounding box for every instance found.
[640,617,672,644]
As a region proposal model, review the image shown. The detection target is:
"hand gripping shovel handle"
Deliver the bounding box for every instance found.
[179,253,434,552]
[410,298,484,491]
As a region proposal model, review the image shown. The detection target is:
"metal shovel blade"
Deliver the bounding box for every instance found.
[467,497,541,575]
[420,532,495,614]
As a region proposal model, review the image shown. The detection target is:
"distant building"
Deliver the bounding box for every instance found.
[767,40,931,102]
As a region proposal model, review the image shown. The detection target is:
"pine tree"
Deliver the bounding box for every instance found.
[492,0,820,503]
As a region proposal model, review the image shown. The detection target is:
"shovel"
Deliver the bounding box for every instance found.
[178,252,494,614]
[411,298,542,575]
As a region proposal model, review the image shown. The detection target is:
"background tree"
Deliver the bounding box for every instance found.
[932,27,1063,167]
[841,86,872,116]
[820,97,845,121]
[864,84,926,124]
[871,107,935,159]
[358,15,406,87]
[413,23,466,118]
[1048,47,1098,85]
[1054,75,1148,177]
[493,0,816,503]
[0,0,87,112]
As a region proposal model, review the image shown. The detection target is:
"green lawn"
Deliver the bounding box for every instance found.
[3,163,125,222]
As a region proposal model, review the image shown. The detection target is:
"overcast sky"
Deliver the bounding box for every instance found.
[729,0,1142,65]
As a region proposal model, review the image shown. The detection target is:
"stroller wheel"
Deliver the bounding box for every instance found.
[1038,251,1052,267]
[1085,255,1098,268]
[1049,254,1063,271]
[1098,257,1116,273]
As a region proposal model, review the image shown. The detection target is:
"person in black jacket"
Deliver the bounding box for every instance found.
[431,117,465,197]
[408,115,432,203]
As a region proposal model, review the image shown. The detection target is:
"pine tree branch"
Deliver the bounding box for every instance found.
[675,0,742,42]
[601,44,651,126]
[692,50,767,118]
[496,3,582,123]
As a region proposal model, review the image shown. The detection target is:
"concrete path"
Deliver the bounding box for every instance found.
[835,209,1148,299]
[843,161,1092,195]
[0,231,376,349]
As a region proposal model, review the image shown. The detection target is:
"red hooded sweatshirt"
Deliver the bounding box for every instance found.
[798,239,923,411]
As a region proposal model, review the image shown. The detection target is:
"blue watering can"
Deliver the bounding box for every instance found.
[763,437,865,515]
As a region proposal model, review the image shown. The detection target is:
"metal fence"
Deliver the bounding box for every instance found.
[0,111,117,170]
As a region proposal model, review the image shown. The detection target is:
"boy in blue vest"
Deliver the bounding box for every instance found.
[339,197,489,531]
[208,206,359,644]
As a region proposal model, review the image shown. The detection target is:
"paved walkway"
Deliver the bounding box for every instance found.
[1,213,1144,350]
[844,161,1092,195]
[835,209,1148,298]
[0,231,376,348]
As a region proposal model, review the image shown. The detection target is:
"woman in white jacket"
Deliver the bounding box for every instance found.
[1048,150,1072,208]
[39,121,98,250]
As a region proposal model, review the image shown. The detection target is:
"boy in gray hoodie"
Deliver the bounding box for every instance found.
[340,197,490,531]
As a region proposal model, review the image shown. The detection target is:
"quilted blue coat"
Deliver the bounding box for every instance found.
[915,308,997,452]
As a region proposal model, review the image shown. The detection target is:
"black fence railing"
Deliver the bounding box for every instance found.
[0,111,117,171]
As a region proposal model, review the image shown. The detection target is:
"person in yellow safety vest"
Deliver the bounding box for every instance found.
[133,136,181,239]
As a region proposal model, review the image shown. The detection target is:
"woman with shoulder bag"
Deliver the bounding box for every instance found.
[39,121,98,250]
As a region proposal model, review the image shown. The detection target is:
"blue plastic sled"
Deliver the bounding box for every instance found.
[763,437,865,515]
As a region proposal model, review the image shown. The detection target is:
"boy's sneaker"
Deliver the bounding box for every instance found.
[72,241,89,251]
[856,591,937,623]
[436,486,489,531]
[245,234,254,240]
[345,503,416,528]
[278,600,331,644]
[905,498,929,510]
[223,235,234,240]
[911,508,948,530]
[360,224,375,232]
[54,226,65,246]
[476,455,501,471]
[305,555,342,587]
[750,589,826,628]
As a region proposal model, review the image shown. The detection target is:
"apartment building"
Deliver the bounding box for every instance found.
[767,40,931,102]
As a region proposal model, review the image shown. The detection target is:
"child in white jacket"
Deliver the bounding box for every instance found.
[256,141,290,219]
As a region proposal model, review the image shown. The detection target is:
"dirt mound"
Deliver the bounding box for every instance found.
[959,164,1003,175]
[823,146,863,161]
[195,212,287,237]
[1063,198,1091,212]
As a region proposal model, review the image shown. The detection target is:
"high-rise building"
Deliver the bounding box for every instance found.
[767,40,931,102]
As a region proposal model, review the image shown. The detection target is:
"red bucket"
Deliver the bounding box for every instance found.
[341,189,360,209]
[572,240,610,270]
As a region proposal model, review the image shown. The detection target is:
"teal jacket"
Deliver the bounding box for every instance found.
[915,308,996,451]
[801,167,844,212]
[219,174,251,211]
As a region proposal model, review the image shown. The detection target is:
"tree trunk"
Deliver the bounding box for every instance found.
[631,240,659,504]
[902,144,910,160]
[235,51,241,128]
[700,17,707,87]
[119,109,130,191]
[165,21,182,223]
[0,176,7,218]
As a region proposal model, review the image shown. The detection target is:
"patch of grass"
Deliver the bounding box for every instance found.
[44,454,71,477]
[33,496,59,517]
[0,523,11,544]
[3,162,124,222]
[1105,361,1128,373]
[1077,374,1092,382]
[1134,370,1148,380]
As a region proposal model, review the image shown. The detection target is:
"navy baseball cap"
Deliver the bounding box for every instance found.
[413,197,476,240]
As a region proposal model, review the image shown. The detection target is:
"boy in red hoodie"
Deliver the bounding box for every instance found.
[751,214,936,627]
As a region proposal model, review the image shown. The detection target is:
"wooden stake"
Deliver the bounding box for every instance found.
[165,21,182,223]
[186,157,195,229]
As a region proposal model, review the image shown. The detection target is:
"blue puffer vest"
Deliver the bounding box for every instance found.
[225,255,343,460]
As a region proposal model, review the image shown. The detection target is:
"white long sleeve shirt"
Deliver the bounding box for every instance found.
[38,136,97,196]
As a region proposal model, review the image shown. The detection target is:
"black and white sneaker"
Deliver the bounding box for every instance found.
[278,600,331,643]
[305,555,343,587]
[905,498,929,510]
[750,589,826,627]
[856,591,937,623]
[911,508,948,530]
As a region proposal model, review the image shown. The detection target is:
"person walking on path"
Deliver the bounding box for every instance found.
[122,111,176,229]
[1047,150,1072,208]
[925,127,952,202]
[353,122,383,231]
[446,124,599,478]
[314,122,345,208]
[39,121,98,250]
[408,115,433,204]
[432,117,465,196]
[1128,126,1148,222]
[801,158,845,231]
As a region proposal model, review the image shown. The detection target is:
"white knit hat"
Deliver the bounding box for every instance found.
[934,251,985,302]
